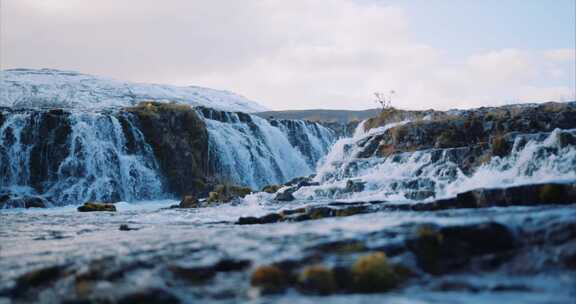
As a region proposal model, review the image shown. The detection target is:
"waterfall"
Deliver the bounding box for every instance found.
[0,109,164,206]
[270,119,335,168]
[197,108,336,190]
[295,121,576,202]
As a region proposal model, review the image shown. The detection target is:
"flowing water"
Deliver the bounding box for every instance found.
[0,110,164,206]
[197,108,336,190]
[293,121,576,203]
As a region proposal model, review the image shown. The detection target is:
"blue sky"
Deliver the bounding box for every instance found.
[398,0,575,53]
[2,0,575,110]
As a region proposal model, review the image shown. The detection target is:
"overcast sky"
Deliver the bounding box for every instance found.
[1,0,575,110]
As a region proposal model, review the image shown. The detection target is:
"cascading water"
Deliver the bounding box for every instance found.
[0,109,164,206]
[294,121,576,202]
[270,119,335,168]
[197,108,336,190]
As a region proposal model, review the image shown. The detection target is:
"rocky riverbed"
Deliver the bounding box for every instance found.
[1,182,575,303]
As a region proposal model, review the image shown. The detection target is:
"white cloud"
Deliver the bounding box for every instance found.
[2,0,574,110]
[544,49,576,62]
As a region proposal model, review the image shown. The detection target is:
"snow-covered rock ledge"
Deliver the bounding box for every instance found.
[0,68,267,113]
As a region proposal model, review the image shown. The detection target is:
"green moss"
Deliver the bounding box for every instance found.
[308,207,332,220]
[351,252,398,292]
[77,202,116,212]
[298,265,337,295]
[206,184,253,204]
[335,206,365,217]
[251,265,287,294]
[262,184,281,194]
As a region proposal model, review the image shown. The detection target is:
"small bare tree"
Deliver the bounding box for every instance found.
[374,90,395,111]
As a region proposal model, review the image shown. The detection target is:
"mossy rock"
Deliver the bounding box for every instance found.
[250,265,287,294]
[77,202,116,212]
[178,196,199,208]
[262,184,281,194]
[491,135,511,157]
[206,184,253,204]
[351,252,399,293]
[298,265,337,295]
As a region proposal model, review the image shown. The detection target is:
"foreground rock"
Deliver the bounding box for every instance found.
[77,201,116,212]
[4,207,575,302]
[238,182,576,225]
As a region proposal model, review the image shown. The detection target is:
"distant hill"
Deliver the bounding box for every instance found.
[254,108,381,123]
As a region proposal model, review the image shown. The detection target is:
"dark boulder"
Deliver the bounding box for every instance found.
[124,102,209,197]
[0,194,49,209]
[346,179,366,193]
[117,288,180,304]
[407,222,516,275]
[11,265,68,297]
[275,190,295,202]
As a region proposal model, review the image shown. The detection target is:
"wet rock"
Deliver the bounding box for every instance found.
[11,265,68,297]
[250,265,287,294]
[538,183,573,204]
[345,179,366,193]
[332,266,354,291]
[119,224,138,231]
[237,216,261,225]
[117,288,181,304]
[259,213,284,224]
[407,222,516,275]
[261,184,281,194]
[237,204,373,225]
[169,265,216,284]
[298,265,337,295]
[0,194,49,209]
[351,252,399,293]
[432,281,481,292]
[490,284,533,292]
[393,183,576,211]
[77,201,116,212]
[178,195,199,208]
[275,189,295,201]
[308,240,367,255]
[213,259,251,272]
[404,190,435,201]
[207,184,252,204]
